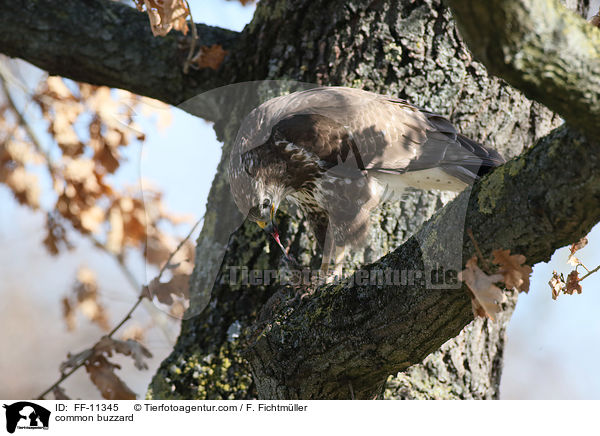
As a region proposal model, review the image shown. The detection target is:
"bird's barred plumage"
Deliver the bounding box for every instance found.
[229,87,505,266]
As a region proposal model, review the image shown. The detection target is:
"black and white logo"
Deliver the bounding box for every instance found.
[3,402,50,433]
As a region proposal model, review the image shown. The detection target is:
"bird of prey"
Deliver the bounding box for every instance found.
[229,87,504,273]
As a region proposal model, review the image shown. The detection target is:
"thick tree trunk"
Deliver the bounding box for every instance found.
[146,0,587,399]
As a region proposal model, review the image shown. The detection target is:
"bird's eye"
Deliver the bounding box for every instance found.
[262,198,271,209]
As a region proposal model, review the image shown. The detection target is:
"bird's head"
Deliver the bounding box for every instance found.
[244,182,290,257]
[229,155,291,258]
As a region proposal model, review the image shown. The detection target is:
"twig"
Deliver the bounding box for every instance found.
[35,217,203,400]
[467,228,491,270]
[182,1,199,74]
[35,356,89,401]
[578,264,600,282]
[0,69,54,173]
[89,236,141,292]
[157,216,202,282]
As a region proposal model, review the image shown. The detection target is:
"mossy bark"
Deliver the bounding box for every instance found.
[447,0,599,138]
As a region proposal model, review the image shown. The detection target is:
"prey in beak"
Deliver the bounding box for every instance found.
[256,205,290,261]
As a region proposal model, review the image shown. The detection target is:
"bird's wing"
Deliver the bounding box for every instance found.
[246,87,505,184]
[337,94,506,184]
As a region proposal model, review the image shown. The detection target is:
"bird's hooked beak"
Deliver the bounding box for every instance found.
[256,205,289,260]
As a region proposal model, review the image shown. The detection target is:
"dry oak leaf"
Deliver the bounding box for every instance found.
[5,139,44,165]
[85,354,136,400]
[549,270,566,300]
[145,273,190,305]
[121,325,146,343]
[459,256,506,319]
[3,166,40,208]
[565,270,583,296]
[135,0,189,36]
[190,45,227,70]
[570,237,588,254]
[568,237,588,266]
[94,336,152,371]
[492,249,532,293]
[144,230,176,267]
[61,266,110,331]
[567,255,581,267]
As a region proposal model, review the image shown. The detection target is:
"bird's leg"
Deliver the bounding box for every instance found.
[319,251,333,276]
[330,245,345,279]
[319,243,345,284]
[319,225,336,276]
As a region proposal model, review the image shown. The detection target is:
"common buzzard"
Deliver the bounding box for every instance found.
[229,87,504,273]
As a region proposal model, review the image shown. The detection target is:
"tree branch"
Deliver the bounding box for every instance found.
[445,0,600,138]
[0,0,240,108]
[247,124,599,399]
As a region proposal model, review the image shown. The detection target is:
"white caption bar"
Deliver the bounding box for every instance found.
[1,400,596,436]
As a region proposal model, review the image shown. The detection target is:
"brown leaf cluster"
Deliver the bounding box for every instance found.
[60,336,152,400]
[549,269,583,300]
[0,114,42,208]
[2,69,188,273]
[1,68,194,400]
[459,249,533,319]
[62,266,110,331]
[567,237,588,266]
[189,44,227,70]
[43,212,74,255]
[459,256,506,319]
[549,236,591,300]
[29,78,155,245]
[145,273,190,305]
[492,249,532,293]
[134,0,190,36]
[2,75,183,260]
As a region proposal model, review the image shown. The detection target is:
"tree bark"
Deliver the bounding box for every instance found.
[446,0,599,138]
[0,0,592,399]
